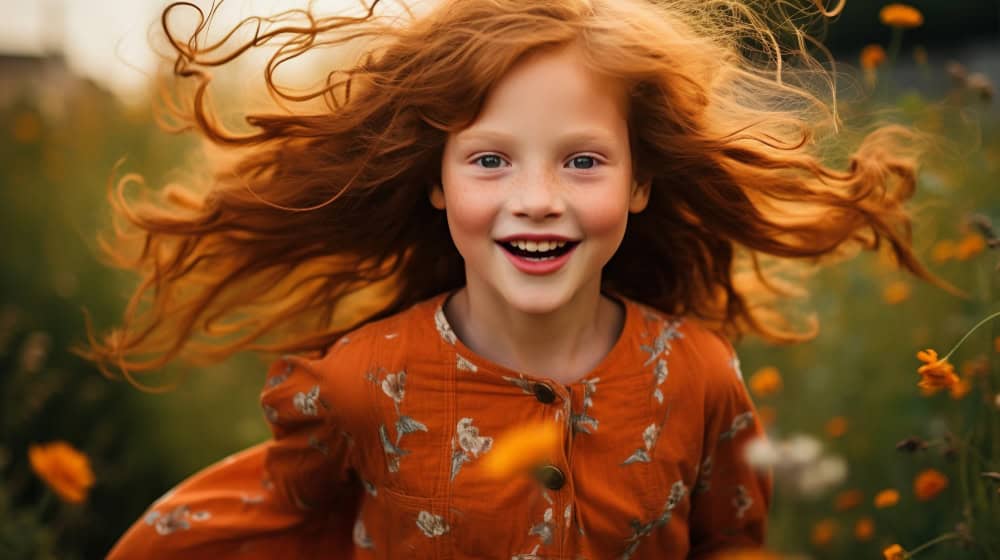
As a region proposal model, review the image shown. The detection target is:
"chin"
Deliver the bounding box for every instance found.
[495,282,579,316]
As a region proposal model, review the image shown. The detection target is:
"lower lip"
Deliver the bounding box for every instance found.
[498,243,578,275]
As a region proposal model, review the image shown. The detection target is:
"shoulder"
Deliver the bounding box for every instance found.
[260,293,445,420]
[629,299,743,392]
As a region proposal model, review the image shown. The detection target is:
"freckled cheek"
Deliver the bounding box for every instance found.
[442,191,500,254]
[578,197,630,242]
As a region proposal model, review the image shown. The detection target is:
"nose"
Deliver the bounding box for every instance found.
[510,169,565,220]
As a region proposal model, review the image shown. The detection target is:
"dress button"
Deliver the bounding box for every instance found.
[535,464,566,490]
[532,383,557,404]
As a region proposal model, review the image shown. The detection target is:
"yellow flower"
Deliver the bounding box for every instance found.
[860,44,888,70]
[883,544,907,560]
[874,488,900,508]
[954,233,986,260]
[825,416,848,438]
[949,377,972,399]
[749,366,782,397]
[854,516,875,541]
[28,441,96,504]
[810,518,837,547]
[480,421,561,480]
[930,240,955,263]
[914,468,948,501]
[916,348,959,394]
[879,4,924,28]
[834,489,863,511]
[882,281,911,304]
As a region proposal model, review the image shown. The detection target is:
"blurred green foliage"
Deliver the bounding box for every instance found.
[0,23,998,560]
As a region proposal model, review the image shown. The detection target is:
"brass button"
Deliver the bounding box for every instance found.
[535,464,566,490]
[532,383,556,404]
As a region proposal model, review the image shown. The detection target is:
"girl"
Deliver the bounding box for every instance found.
[84,0,959,558]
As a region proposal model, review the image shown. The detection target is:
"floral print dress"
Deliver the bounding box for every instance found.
[109,290,771,559]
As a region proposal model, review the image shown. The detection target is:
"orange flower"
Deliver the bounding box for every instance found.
[912,46,928,65]
[757,405,777,428]
[810,518,837,547]
[713,550,785,560]
[995,336,1000,353]
[834,489,863,511]
[883,544,907,560]
[480,421,561,480]
[854,516,875,541]
[914,468,948,501]
[915,349,959,394]
[749,366,782,397]
[825,416,848,438]
[860,44,888,70]
[28,441,96,504]
[930,240,955,263]
[954,233,985,260]
[879,4,924,28]
[961,356,989,377]
[874,488,900,508]
[949,377,972,399]
[882,281,911,304]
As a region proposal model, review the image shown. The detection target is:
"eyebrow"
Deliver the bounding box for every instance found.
[457,129,617,146]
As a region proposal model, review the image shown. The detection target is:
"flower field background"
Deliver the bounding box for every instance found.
[0,2,998,559]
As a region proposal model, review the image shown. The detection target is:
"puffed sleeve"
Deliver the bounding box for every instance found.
[107,355,362,559]
[687,337,773,558]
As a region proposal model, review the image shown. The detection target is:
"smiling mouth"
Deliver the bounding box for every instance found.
[496,240,580,260]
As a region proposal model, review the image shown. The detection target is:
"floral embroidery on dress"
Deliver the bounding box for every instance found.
[450,417,494,480]
[143,504,211,536]
[621,480,688,560]
[622,423,660,465]
[502,374,535,395]
[362,478,378,496]
[378,424,411,473]
[694,455,713,494]
[262,404,279,424]
[434,305,457,345]
[512,544,543,560]
[571,377,600,434]
[528,507,555,545]
[640,319,683,403]
[730,353,744,381]
[456,354,478,372]
[307,434,328,455]
[353,519,374,549]
[719,411,754,441]
[733,484,753,518]
[293,385,322,416]
[416,511,450,537]
[367,367,428,473]
[639,319,684,366]
[564,503,573,528]
[240,493,264,504]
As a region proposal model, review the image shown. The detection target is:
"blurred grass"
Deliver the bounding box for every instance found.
[0,45,997,560]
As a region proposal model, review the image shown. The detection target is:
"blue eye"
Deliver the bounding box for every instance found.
[474,154,505,168]
[568,156,598,169]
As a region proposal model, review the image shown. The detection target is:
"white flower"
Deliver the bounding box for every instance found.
[416,511,449,537]
[381,371,406,403]
[744,436,779,469]
[292,386,320,416]
[781,434,823,467]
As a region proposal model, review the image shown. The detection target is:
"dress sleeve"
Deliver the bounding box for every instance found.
[687,338,773,558]
[107,355,362,559]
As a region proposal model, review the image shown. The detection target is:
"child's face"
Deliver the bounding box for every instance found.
[433,44,649,315]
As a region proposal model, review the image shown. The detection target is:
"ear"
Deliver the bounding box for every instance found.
[429,183,446,210]
[628,179,651,213]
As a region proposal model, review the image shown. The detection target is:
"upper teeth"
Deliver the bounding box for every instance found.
[508,240,568,252]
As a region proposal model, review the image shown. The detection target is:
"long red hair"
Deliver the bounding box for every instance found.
[76,0,962,385]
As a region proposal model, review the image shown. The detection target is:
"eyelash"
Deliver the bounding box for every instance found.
[472,154,602,170]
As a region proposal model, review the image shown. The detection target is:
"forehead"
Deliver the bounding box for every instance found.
[455,43,629,142]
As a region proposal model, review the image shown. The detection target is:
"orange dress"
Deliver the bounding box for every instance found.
[109,290,771,559]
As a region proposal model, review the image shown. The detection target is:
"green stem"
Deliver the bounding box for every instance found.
[942,311,1000,361]
[906,532,961,557]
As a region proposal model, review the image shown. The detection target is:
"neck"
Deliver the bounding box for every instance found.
[444,280,624,384]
